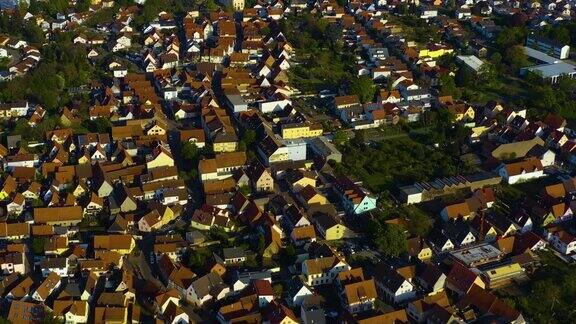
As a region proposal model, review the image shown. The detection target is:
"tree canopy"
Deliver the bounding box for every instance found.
[350,76,377,104]
[367,221,407,257]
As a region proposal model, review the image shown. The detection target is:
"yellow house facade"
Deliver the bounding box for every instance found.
[418,47,454,59]
[146,151,174,169]
[147,124,167,136]
[213,141,238,153]
[281,124,323,140]
[0,190,10,200]
[484,263,524,288]
[293,177,316,189]
[324,224,354,241]
[77,154,90,165]
[306,193,328,206]
[450,106,475,122]
[160,207,176,227]
[470,126,489,141]
[417,246,433,261]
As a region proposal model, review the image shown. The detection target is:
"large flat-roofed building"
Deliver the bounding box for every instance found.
[526,33,570,59]
[450,243,504,267]
[522,61,576,84]
[521,46,576,84]
[456,55,485,74]
[399,171,501,204]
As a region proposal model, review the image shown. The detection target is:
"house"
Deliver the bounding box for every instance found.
[406,291,450,322]
[285,169,317,191]
[442,220,476,248]
[187,272,229,307]
[163,301,189,324]
[309,136,342,163]
[0,222,30,240]
[7,301,44,324]
[407,237,433,261]
[264,300,298,324]
[458,285,525,323]
[146,146,175,170]
[333,95,360,110]
[53,299,89,324]
[298,185,328,207]
[246,161,273,192]
[84,193,104,215]
[547,226,576,255]
[231,270,272,293]
[217,294,260,323]
[199,152,247,181]
[416,263,447,295]
[40,257,69,277]
[302,256,350,286]
[180,128,206,147]
[32,271,61,302]
[252,279,274,308]
[441,98,475,123]
[289,278,314,307]
[341,276,378,314]
[112,34,132,52]
[374,265,416,304]
[291,225,317,246]
[191,204,235,231]
[257,135,307,166]
[139,209,169,232]
[155,289,180,313]
[311,212,354,240]
[34,206,83,226]
[498,158,544,184]
[93,234,136,255]
[0,250,27,275]
[222,247,246,265]
[441,202,473,222]
[428,229,455,252]
[94,292,129,323]
[333,177,377,215]
[446,262,486,296]
[280,123,323,140]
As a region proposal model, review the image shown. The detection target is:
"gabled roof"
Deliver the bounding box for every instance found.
[374,265,408,292]
[446,262,481,293]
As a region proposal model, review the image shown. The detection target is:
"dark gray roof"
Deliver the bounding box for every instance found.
[222,247,246,260]
[40,257,67,269]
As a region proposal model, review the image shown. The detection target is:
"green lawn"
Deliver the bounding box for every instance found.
[334,136,471,194]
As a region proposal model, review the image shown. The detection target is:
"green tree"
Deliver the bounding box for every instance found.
[75,0,91,12]
[324,23,343,49]
[504,45,530,72]
[404,206,433,238]
[495,27,526,51]
[272,283,283,298]
[238,129,256,151]
[352,129,366,147]
[333,130,348,145]
[32,237,46,254]
[82,118,112,133]
[368,221,407,257]
[257,233,265,254]
[350,76,376,104]
[439,73,461,98]
[22,21,45,45]
[181,141,199,162]
[455,67,474,87]
[185,247,211,270]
